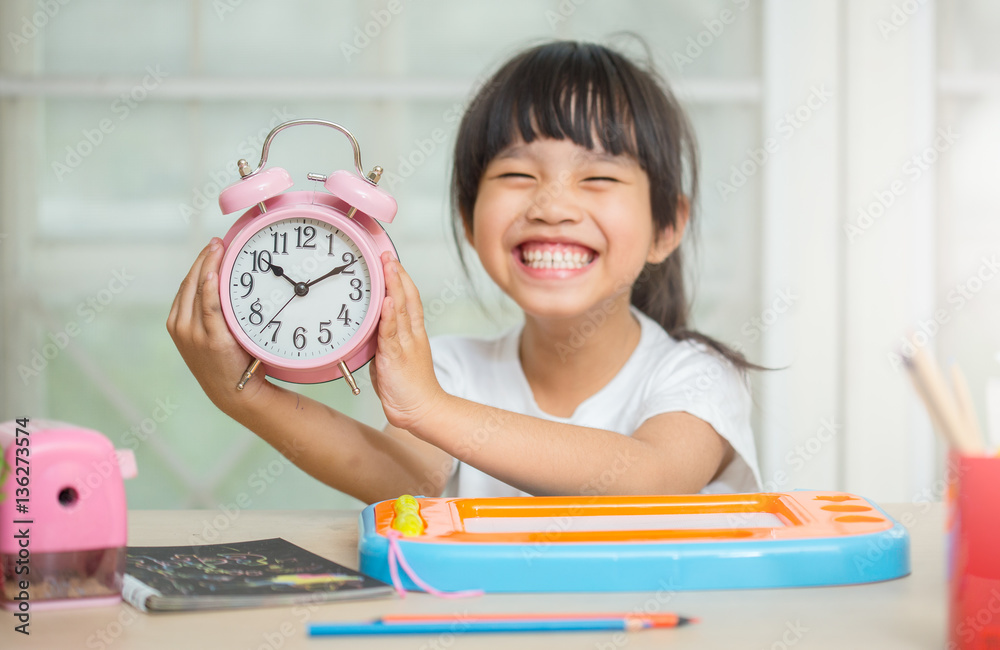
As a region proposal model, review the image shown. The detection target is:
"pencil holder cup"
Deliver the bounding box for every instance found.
[948,452,1000,649]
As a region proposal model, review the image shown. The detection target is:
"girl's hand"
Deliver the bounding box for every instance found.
[166,238,275,413]
[371,253,447,432]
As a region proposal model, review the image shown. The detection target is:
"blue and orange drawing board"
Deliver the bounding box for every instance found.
[358,492,910,592]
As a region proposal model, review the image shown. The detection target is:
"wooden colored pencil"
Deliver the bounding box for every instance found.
[308,615,694,636]
[950,362,987,452]
[380,612,693,627]
[903,346,981,454]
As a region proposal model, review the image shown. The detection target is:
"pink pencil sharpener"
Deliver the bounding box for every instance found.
[0,420,137,612]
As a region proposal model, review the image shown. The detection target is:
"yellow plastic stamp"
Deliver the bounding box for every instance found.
[389,495,425,536]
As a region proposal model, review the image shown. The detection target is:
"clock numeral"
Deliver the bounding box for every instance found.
[295,225,316,249]
[326,233,336,256]
[293,326,308,350]
[248,299,264,326]
[264,320,281,343]
[318,321,332,345]
[337,304,352,327]
[271,232,288,254]
[251,250,272,273]
[349,278,363,302]
[341,252,356,275]
[239,272,254,298]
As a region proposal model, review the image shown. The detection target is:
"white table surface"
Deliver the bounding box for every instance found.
[1,503,947,649]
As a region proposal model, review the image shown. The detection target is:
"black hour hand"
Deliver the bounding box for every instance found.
[268,263,298,287]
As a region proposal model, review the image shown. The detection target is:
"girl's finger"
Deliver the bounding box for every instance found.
[377,295,402,359]
[190,239,224,337]
[172,240,218,329]
[384,258,412,343]
[197,247,229,339]
[394,261,425,333]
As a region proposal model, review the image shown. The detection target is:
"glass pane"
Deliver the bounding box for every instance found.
[9,0,764,510]
[568,0,761,79]
[937,0,1000,74]
[41,100,191,240]
[936,96,1000,443]
[688,103,762,364]
[42,1,192,76]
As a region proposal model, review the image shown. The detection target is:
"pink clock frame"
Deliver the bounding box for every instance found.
[218,190,397,384]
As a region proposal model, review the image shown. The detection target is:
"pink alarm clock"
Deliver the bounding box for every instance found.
[217,119,398,394]
[0,420,137,612]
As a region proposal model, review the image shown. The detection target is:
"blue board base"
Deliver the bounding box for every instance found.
[357,501,910,593]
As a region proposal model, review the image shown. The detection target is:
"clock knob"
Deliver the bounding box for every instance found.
[324,170,398,224]
[218,167,294,215]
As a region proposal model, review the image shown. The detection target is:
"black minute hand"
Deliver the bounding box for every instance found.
[306,259,358,287]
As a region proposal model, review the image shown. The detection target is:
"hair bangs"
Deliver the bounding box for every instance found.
[478,43,641,165]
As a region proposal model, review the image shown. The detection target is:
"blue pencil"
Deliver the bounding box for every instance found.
[309,617,673,636]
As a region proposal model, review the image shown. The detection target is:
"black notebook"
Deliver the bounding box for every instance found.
[122,537,394,612]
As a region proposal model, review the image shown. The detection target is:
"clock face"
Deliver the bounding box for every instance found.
[227,217,372,360]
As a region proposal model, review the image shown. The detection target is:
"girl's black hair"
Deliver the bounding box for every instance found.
[450,39,761,373]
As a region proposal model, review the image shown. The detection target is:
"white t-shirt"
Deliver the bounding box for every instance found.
[429,307,762,497]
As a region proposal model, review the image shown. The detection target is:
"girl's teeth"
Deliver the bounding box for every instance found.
[520,246,593,269]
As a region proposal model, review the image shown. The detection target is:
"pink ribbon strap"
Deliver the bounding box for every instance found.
[385,529,484,599]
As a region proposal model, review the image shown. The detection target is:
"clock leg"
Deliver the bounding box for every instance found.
[338,360,361,396]
[236,358,262,391]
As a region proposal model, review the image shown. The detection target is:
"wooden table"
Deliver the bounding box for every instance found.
[1,503,947,649]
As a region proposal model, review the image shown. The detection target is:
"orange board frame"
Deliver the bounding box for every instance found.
[358,492,910,592]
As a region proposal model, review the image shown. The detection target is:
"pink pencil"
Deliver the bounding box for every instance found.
[380,612,696,628]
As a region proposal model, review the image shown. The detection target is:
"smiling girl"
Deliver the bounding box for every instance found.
[167,40,761,502]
